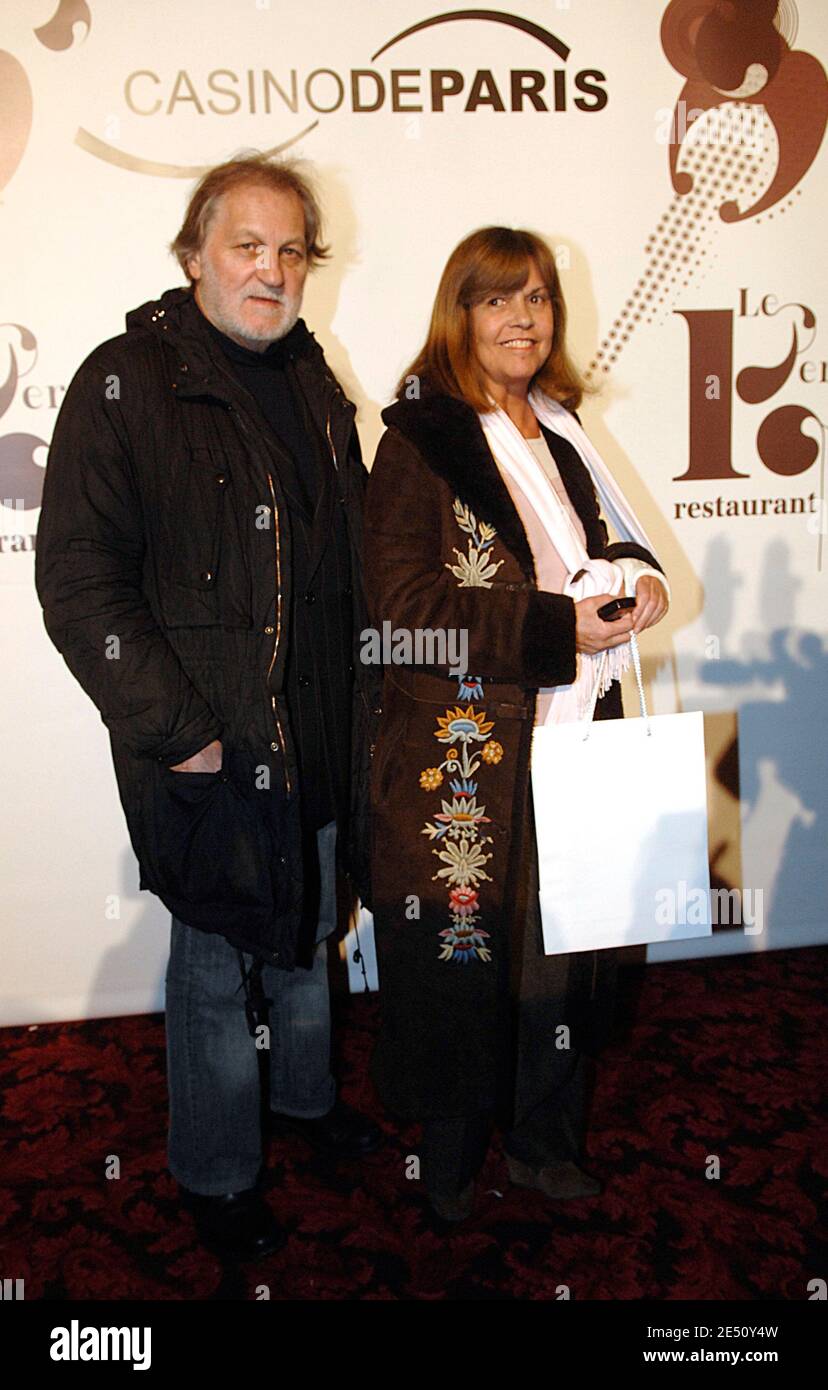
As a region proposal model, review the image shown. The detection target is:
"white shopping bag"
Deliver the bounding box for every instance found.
[530,636,712,954]
[340,903,379,992]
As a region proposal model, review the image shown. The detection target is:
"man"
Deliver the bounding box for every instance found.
[35,155,381,1260]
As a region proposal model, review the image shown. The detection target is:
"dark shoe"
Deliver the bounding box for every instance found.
[268,1098,383,1159]
[506,1153,603,1200]
[180,1185,285,1260]
[427,1180,475,1222]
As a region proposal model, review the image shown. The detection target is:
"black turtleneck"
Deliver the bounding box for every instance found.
[200,310,323,517]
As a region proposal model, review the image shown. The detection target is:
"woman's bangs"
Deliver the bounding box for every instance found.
[463,240,540,307]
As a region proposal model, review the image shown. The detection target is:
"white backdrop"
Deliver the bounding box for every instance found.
[1,0,826,1024]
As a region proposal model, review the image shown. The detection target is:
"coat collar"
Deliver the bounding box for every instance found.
[125,286,324,403]
[381,388,537,581]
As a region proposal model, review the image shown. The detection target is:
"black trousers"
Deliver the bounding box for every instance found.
[421,787,606,1196]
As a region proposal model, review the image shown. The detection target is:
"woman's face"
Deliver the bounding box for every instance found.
[469,258,554,402]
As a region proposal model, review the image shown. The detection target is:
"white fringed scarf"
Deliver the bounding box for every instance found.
[479,388,658,724]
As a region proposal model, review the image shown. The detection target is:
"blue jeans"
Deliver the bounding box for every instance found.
[165,820,338,1195]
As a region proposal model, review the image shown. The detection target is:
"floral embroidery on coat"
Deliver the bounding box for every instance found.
[419,698,505,964]
[418,503,506,962]
[445,498,504,588]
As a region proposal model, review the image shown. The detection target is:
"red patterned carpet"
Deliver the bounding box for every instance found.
[0,947,825,1301]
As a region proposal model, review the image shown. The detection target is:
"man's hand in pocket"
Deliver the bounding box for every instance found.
[169,739,223,773]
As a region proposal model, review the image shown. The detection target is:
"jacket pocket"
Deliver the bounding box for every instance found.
[385,665,469,710]
[371,703,409,808]
[161,450,235,627]
[143,763,273,916]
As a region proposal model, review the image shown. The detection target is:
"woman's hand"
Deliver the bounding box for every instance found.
[574,595,637,655]
[630,575,669,634]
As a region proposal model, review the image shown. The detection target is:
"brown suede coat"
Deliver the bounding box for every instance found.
[363,388,664,1118]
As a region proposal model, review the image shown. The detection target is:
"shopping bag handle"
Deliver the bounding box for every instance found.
[582,631,651,738]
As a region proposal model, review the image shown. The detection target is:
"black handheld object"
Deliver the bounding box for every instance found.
[597,596,636,622]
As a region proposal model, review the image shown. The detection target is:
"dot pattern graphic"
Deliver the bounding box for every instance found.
[585,105,791,380]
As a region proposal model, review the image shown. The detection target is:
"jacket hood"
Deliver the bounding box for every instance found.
[125,285,194,336]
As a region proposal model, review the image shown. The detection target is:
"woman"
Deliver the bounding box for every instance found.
[364,227,669,1220]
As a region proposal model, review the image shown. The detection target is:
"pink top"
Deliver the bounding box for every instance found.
[498,432,587,725]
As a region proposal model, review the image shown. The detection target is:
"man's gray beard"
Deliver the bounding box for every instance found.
[199,274,303,347]
[236,294,301,344]
[221,296,301,346]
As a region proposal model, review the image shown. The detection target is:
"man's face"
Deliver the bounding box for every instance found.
[187,183,309,352]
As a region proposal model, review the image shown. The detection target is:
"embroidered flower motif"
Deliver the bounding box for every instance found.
[435,706,494,744]
[419,767,443,791]
[433,835,493,887]
[481,740,504,765]
[417,678,507,961]
[417,503,507,961]
[438,924,492,964]
[448,549,503,586]
[423,794,491,842]
[449,885,480,917]
[446,498,504,588]
[457,675,484,701]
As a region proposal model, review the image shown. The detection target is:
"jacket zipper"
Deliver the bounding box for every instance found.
[325,400,339,473]
[219,366,347,796]
[266,471,291,795]
[212,373,292,797]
